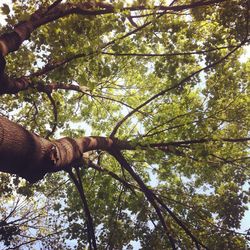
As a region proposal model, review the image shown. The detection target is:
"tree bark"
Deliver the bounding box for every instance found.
[1,115,248,183]
[0,116,130,182]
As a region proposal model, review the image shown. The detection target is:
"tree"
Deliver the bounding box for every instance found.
[0,0,249,249]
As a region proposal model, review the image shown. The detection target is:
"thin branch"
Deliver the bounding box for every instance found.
[26,1,226,78]
[45,0,63,14]
[3,198,20,221]
[153,195,207,250]
[35,82,146,116]
[109,149,207,250]
[87,160,136,195]
[123,0,225,12]
[143,110,199,137]
[130,11,190,18]
[169,0,179,6]
[75,167,97,250]
[110,40,247,138]
[102,45,236,57]
[44,92,58,139]
[5,229,65,250]
[109,149,178,249]
[68,168,97,250]
[29,11,165,79]
[147,137,250,147]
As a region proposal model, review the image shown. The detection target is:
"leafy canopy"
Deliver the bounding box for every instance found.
[0,0,249,249]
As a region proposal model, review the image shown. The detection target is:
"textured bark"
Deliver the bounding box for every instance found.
[0,116,54,182]
[1,115,248,183]
[0,116,130,183]
[0,76,31,94]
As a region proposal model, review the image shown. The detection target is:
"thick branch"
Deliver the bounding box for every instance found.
[0,115,247,183]
[0,76,31,95]
[0,116,130,182]
[109,149,205,249]
[109,149,178,249]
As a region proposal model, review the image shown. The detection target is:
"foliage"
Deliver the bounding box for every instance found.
[0,0,249,249]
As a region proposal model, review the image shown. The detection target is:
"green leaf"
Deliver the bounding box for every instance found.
[1,4,10,15]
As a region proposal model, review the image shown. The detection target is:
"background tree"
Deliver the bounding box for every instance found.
[0,0,249,249]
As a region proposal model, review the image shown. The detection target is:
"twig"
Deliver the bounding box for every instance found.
[87,160,136,195]
[110,40,247,138]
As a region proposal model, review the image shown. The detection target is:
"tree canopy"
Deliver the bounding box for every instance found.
[0,0,249,249]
